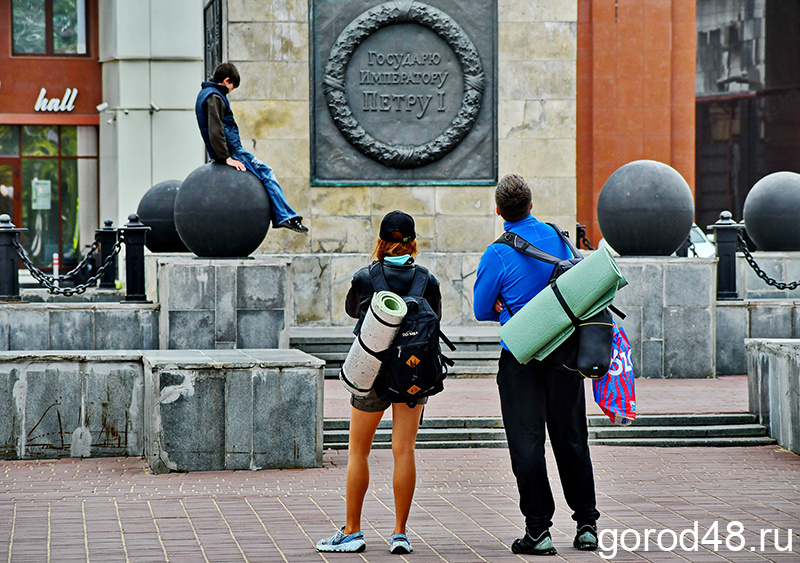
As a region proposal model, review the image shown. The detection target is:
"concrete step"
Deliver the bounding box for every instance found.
[322,414,776,450]
[291,326,501,379]
[590,424,768,439]
[590,437,777,447]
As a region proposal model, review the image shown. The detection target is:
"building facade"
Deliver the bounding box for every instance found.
[0,0,205,272]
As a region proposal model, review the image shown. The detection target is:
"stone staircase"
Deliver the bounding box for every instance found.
[289,326,501,378]
[322,414,775,449]
[291,327,774,449]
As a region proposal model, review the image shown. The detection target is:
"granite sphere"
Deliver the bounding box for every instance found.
[136,180,190,253]
[743,171,800,251]
[174,163,270,257]
[597,160,694,256]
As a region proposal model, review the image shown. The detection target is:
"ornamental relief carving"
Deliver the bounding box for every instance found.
[322,0,485,169]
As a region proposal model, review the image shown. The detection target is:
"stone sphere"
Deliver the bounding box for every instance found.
[597,160,694,256]
[136,180,190,253]
[174,163,270,257]
[742,171,800,251]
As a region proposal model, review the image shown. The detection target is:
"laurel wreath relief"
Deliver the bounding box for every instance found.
[322,0,485,169]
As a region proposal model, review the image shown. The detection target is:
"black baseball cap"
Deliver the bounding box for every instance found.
[379,210,416,243]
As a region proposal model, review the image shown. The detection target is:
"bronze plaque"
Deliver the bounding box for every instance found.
[311,0,497,185]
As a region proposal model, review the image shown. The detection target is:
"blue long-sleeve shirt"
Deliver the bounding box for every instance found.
[473,216,572,346]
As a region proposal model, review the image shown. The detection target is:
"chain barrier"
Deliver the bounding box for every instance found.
[12,233,123,296]
[577,230,595,251]
[687,240,698,257]
[737,233,800,291]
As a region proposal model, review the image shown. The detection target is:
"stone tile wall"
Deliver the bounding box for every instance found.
[0,349,325,469]
[224,0,578,256]
[288,252,489,327]
[0,351,144,459]
[745,338,800,455]
[736,252,800,299]
[148,256,292,349]
[610,257,716,379]
[0,303,159,351]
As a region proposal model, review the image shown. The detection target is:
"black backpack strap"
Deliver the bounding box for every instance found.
[498,292,515,317]
[494,225,583,263]
[494,232,561,264]
[438,329,457,351]
[408,266,429,297]
[545,223,582,259]
[369,262,429,298]
[551,280,580,327]
[368,261,390,293]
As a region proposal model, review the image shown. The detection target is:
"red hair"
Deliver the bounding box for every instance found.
[371,239,418,261]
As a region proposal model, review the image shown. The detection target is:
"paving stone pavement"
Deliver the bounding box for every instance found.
[1,376,798,562]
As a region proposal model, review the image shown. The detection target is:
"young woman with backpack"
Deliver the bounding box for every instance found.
[316,210,442,555]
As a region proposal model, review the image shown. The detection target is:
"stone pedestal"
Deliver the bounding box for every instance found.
[0,351,144,460]
[146,255,292,349]
[142,349,324,473]
[737,251,800,299]
[614,257,716,378]
[745,339,800,455]
[0,349,325,470]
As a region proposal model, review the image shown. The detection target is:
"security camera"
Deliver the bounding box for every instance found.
[96,102,109,112]
[149,102,161,112]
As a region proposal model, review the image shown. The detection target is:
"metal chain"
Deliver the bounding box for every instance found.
[52,240,99,281]
[687,240,698,257]
[737,234,800,291]
[13,234,124,296]
[578,231,595,251]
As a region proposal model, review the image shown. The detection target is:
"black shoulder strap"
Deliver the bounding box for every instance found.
[493,224,582,264]
[369,262,429,298]
[546,223,582,259]
[368,262,390,292]
[408,266,429,298]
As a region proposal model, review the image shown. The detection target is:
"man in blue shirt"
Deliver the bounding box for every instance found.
[195,63,307,233]
[473,174,599,555]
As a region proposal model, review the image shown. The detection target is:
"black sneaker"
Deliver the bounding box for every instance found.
[277,216,308,233]
[511,528,557,556]
[573,524,598,551]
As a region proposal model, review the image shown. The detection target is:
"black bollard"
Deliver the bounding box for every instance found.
[122,214,150,302]
[709,211,744,300]
[0,215,26,301]
[576,223,587,250]
[95,219,118,289]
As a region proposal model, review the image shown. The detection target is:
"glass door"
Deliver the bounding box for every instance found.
[0,160,21,224]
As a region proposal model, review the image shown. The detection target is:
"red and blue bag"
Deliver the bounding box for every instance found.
[592,321,636,425]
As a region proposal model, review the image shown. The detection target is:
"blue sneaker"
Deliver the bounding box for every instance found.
[316,528,366,553]
[390,533,413,554]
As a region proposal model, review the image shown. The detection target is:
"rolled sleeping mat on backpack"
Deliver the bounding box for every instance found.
[498,247,627,365]
[340,290,408,397]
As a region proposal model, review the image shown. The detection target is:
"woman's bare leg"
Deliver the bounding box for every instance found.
[343,406,384,534]
[390,403,424,535]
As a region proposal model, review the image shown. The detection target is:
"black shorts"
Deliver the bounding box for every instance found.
[350,388,428,412]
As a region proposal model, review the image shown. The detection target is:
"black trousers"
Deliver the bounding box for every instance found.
[497,348,601,531]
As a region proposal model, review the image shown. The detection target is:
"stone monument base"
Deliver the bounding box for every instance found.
[145,254,292,350]
[0,349,324,471]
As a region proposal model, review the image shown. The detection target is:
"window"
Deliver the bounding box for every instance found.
[0,124,98,270]
[12,0,87,55]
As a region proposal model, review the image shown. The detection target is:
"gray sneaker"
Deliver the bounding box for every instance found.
[390,533,413,554]
[316,528,366,552]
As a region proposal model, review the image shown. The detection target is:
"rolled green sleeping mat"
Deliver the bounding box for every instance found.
[498,247,627,364]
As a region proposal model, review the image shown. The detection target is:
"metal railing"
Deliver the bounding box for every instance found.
[710,210,800,299]
[0,214,150,302]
